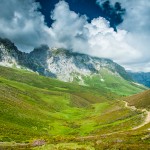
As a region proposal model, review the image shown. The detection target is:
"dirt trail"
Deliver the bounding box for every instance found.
[76,101,150,141]
[123,101,150,130]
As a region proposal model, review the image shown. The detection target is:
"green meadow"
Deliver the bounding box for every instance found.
[0,66,149,150]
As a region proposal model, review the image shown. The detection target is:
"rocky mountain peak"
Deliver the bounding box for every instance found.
[0,38,21,67]
[0,37,132,84]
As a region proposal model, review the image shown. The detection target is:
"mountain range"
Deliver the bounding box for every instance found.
[0,37,131,81]
[0,37,146,96]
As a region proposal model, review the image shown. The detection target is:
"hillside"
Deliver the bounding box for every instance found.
[0,66,150,150]
[0,66,113,143]
[125,90,150,110]
[0,38,146,96]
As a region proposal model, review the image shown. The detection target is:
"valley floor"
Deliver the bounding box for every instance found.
[0,66,149,150]
[33,101,150,150]
[1,100,150,150]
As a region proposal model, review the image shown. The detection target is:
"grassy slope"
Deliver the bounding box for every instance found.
[83,69,146,96]
[125,90,150,110]
[0,66,109,142]
[0,66,149,149]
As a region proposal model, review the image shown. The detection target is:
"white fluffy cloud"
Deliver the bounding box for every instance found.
[85,18,141,64]
[49,1,89,51]
[96,0,150,72]
[0,0,51,52]
[49,1,142,67]
[0,0,149,72]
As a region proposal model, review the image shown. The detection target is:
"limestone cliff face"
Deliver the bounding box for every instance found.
[0,37,132,84]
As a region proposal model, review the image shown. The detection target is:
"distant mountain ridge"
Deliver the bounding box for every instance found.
[128,72,150,88]
[0,38,132,83]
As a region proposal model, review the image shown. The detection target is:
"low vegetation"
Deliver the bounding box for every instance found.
[84,69,146,96]
[0,66,149,150]
[125,90,150,110]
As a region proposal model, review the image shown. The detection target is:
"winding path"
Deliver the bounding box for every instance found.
[75,101,150,141]
[123,101,150,130]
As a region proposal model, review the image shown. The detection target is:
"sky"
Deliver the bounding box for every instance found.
[0,0,150,72]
